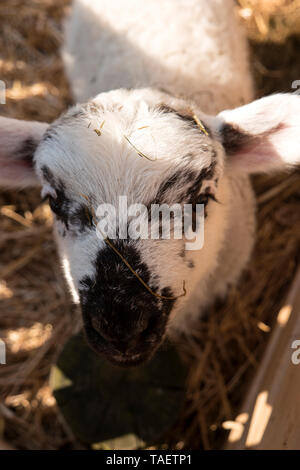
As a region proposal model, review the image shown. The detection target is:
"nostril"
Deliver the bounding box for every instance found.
[89,313,162,354]
[140,316,162,339]
[90,316,129,349]
[90,315,103,336]
[90,316,116,344]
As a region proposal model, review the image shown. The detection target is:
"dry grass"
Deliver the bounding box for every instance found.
[0,0,299,450]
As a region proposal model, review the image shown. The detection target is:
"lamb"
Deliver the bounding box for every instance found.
[1,0,300,367]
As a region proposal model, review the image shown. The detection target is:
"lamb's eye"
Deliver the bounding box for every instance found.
[47,195,62,215]
[191,194,208,211]
[195,193,218,207]
[190,193,218,225]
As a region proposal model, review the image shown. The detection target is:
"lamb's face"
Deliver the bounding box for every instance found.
[34,88,224,366]
[1,90,298,365]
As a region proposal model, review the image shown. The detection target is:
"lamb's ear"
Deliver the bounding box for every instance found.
[217,94,300,174]
[0,116,48,188]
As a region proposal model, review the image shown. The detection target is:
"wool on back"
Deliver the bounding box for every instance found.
[63,0,254,113]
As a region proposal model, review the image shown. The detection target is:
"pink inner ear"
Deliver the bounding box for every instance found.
[229,141,281,172]
[1,158,33,169]
[220,94,300,173]
[228,123,289,173]
[0,116,48,188]
[0,159,37,187]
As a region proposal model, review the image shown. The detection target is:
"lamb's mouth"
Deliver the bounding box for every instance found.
[104,351,153,368]
[82,311,164,367]
[84,327,160,367]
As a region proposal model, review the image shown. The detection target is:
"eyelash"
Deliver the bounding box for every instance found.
[190,193,218,208]
[198,193,218,204]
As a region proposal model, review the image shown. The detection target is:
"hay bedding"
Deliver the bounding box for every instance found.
[0,0,299,450]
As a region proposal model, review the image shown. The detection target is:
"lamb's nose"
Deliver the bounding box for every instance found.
[90,316,149,353]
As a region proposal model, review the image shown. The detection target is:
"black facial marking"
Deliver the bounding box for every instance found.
[185,161,217,206]
[48,189,71,229]
[79,241,175,364]
[41,165,58,187]
[80,241,175,312]
[152,161,217,207]
[154,169,188,203]
[149,160,218,233]
[41,166,93,233]
[69,203,94,231]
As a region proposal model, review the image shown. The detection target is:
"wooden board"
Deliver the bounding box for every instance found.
[224,266,300,449]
